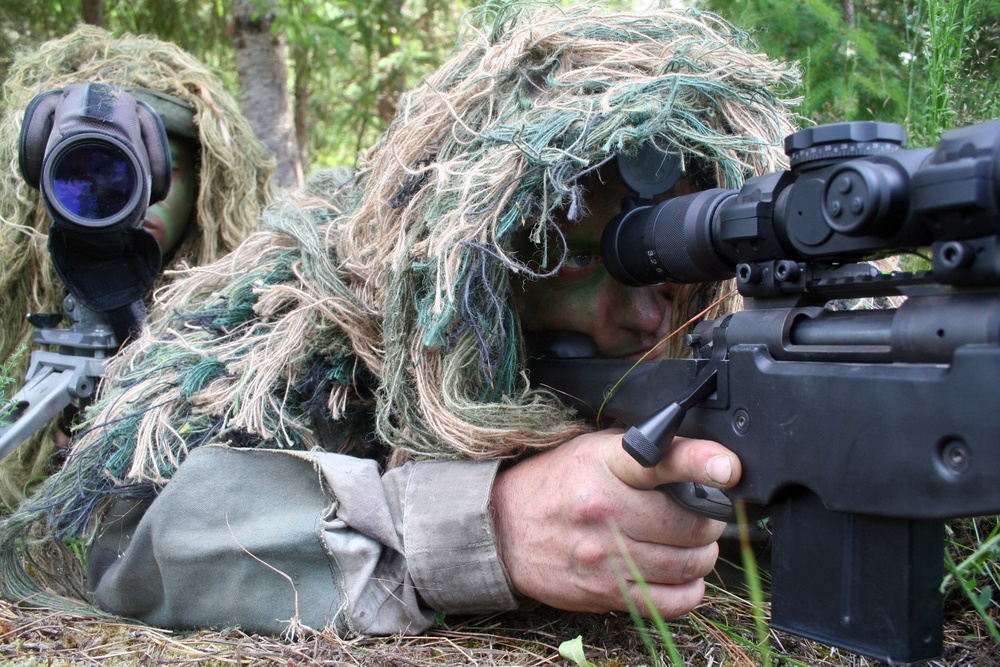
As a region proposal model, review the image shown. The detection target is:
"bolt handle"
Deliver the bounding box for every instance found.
[622,361,719,467]
[619,361,732,519]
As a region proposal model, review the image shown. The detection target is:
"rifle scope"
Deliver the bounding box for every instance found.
[602,119,1000,289]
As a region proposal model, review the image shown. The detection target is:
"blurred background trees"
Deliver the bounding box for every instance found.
[1,0,997,174]
[0,0,476,182]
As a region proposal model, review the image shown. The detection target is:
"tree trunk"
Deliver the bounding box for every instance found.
[231,0,303,188]
[293,57,310,170]
[841,0,856,28]
[82,0,103,26]
[375,0,405,123]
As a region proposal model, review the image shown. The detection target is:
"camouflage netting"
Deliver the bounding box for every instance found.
[0,25,275,508]
[0,2,799,611]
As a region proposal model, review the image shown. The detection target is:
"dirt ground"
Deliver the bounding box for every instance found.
[1,584,997,667]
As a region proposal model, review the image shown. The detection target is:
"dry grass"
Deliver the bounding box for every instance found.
[0,580,996,667]
[0,602,626,667]
[0,517,995,666]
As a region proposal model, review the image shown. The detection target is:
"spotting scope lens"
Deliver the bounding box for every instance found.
[44,135,142,228]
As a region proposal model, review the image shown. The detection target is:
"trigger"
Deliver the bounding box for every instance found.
[660,481,734,521]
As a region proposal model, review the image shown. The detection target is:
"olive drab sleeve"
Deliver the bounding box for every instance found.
[87,446,518,635]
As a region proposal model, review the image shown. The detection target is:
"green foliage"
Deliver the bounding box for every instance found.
[279,0,477,168]
[902,0,1000,145]
[0,0,234,82]
[105,0,233,70]
[0,0,468,169]
[701,0,1000,145]
[4,0,997,173]
[558,635,598,667]
[702,0,910,125]
[0,0,78,77]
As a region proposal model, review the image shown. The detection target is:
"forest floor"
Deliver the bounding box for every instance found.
[0,577,997,666]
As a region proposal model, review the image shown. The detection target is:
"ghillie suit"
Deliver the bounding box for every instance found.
[0,25,275,507]
[0,3,798,612]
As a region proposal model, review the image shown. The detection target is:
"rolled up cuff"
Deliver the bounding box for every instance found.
[404,459,519,614]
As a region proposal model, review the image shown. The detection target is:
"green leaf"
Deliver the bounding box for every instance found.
[558,636,597,667]
[976,585,994,610]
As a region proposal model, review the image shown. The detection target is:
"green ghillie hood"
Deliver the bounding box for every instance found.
[0,25,275,507]
[0,2,798,607]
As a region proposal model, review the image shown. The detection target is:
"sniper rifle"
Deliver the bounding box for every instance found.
[529,118,1000,665]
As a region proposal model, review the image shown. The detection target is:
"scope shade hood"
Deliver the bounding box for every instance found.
[19,83,171,203]
[130,87,197,140]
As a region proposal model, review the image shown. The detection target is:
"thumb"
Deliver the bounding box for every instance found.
[604,433,742,491]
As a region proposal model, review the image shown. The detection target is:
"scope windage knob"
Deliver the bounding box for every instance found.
[785,121,907,171]
[823,160,909,237]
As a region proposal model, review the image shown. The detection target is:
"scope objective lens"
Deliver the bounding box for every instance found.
[50,140,137,221]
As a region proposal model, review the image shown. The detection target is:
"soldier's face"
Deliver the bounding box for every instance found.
[517,175,690,361]
[143,137,196,256]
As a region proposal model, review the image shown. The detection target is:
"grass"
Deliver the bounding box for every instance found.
[3,557,997,667]
[0,344,26,428]
[614,518,1000,667]
[0,498,995,665]
[734,504,771,667]
[1,295,997,664]
[612,527,685,667]
[943,517,1000,648]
